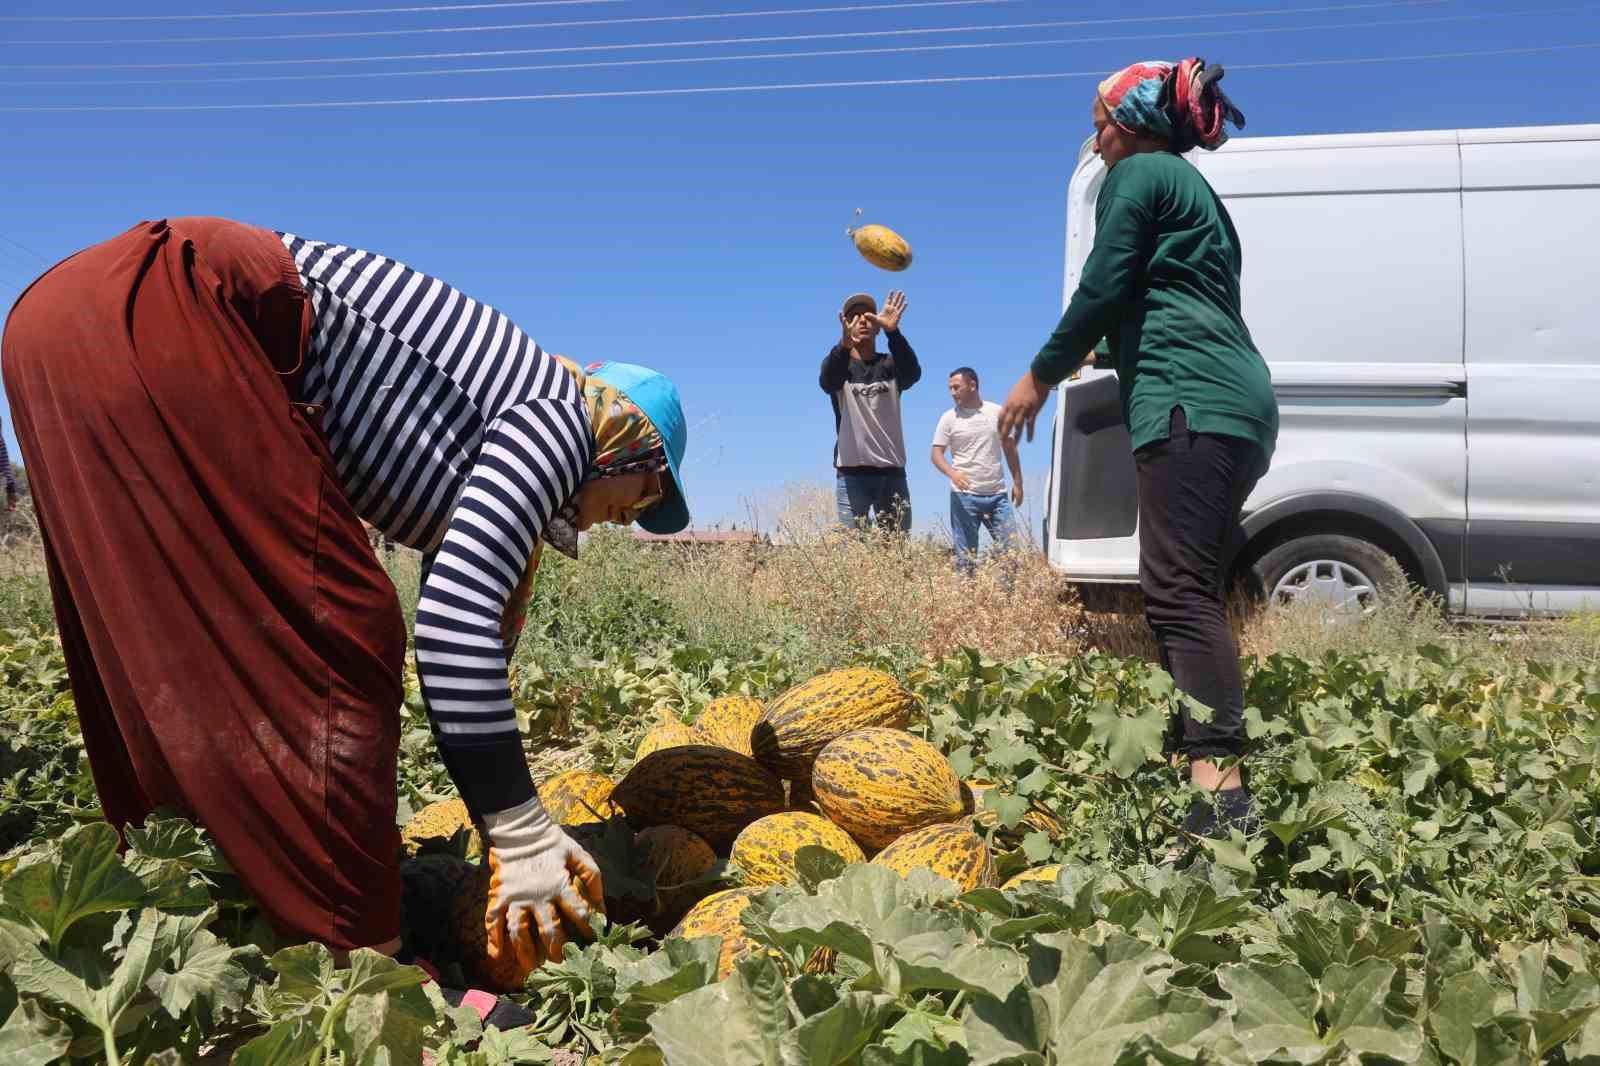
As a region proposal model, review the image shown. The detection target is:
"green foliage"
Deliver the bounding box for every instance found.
[0,628,98,850]
[8,602,1600,1062]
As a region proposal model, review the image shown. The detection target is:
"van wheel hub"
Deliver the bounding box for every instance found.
[1271,560,1378,614]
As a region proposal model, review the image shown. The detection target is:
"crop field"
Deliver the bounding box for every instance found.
[4,501,1600,1065]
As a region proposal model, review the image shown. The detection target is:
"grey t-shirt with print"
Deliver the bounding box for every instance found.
[818,330,922,472]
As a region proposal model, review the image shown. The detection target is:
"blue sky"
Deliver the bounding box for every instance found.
[3,0,1597,541]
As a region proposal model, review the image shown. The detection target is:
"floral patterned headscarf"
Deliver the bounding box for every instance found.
[1097,57,1245,153]
[499,355,669,650]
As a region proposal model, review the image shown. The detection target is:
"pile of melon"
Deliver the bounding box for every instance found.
[398,667,1062,989]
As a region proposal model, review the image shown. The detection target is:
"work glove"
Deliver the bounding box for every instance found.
[482,795,605,977]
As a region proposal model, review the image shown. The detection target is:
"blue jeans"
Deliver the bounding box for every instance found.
[950,491,1019,574]
[836,472,911,532]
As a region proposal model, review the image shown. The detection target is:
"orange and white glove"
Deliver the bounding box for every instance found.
[482,795,605,976]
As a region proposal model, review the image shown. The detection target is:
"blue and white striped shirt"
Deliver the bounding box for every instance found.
[280,232,593,814]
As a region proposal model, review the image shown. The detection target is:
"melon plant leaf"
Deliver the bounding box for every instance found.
[1318,960,1424,1062]
[341,948,432,999]
[1047,958,1222,1065]
[794,846,849,892]
[1088,705,1167,779]
[736,954,792,1046]
[1017,766,1054,798]
[335,980,436,1066]
[2,824,146,949]
[878,1000,963,1054]
[1430,970,1501,1065]
[149,912,257,1027]
[963,983,1047,1066]
[646,962,788,1066]
[1020,832,1054,863]
[1419,909,1478,1018]
[947,747,975,780]
[890,937,1025,997]
[983,792,1031,831]
[0,917,38,973]
[1264,793,1349,848]
[122,818,232,912]
[472,1025,558,1064]
[0,998,74,1066]
[615,935,722,1004]
[4,942,96,1022]
[763,865,957,968]
[1216,962,1325,1064]
[860,1040,971,1066]
[261,942,339,1011]
[788,991,894,1066]
[1450,1017,1535,1066]
[233,1016,323,1066]
[1157,876,1256,964]
[6,906,192,1066]
[122,817,231,874]
[786,973,839,1019]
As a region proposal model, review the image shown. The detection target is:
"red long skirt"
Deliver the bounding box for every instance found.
[1,217,406,950]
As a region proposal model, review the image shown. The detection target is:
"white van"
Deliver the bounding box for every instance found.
[1043,122,1600,617]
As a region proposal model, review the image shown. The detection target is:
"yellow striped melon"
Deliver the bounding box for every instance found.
[729,812,865,888]
[636,825,718,887]
[400,798,482,861]
[812,728,963,852]
[1002,865,1062,891]
[692,695,765,757]
[872,823,994,891]
[539,769,615,826]
[668,887,763,980]
[636,714,695,761]
[752,668,918,780]
[848,223,913,272]
[612,745,787,852]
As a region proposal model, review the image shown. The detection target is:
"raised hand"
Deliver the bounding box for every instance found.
[869,290,907,333]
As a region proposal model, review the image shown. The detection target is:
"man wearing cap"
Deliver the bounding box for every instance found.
[819,290,920,531]
[2,217,691,1017]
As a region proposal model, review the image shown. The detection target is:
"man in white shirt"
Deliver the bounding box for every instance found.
[931,368,1024,574]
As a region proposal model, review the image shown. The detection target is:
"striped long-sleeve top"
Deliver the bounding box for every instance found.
[279,232,594,815]
[0,425,16,500]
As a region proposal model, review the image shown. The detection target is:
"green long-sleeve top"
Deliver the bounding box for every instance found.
[1032,151,1278,459]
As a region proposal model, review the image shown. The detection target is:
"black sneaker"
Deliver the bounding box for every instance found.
[435,985,537,1030]
[397,949,536,1031]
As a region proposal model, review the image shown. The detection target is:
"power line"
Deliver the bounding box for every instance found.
[5,0,1026,46]
[0,0,624,21]
[7,6,1575,88]
[4,40,1595,111]
[0,234,49,264]
[0,0,1450,70]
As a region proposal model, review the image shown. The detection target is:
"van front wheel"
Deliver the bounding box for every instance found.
[1248,534,1400,616]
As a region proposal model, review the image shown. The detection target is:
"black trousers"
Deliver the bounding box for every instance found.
[1136,407,1266,761]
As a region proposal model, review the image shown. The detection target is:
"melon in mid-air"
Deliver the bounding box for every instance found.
[848,222,913,272]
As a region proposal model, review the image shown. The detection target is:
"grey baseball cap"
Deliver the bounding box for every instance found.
[841,292,876,317]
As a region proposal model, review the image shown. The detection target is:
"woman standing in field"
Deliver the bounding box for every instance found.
[998,60,1278,840]
[1,217,690,1014]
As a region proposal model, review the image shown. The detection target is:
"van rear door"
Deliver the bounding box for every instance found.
[1460,126,1600,615]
